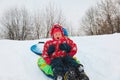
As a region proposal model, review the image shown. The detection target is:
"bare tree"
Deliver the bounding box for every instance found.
[97,0,120,34]
[1,8,33,40]
[114,0,120,32]
[0,3,70,39]
[79,7,98,35]
[43,2,66,38]
[79,0,120,35]
[117,0,120,5]
[33,12,46,39]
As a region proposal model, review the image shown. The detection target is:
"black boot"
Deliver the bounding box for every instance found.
[53,68,64,80]
[54,75,63,80]
[77,64,89,80]
[78,64,84,73]
[51,58,64,80]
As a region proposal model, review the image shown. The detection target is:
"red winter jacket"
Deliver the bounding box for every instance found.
[42,37,77,64]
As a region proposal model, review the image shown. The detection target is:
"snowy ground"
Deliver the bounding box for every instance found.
[0,33,120,80]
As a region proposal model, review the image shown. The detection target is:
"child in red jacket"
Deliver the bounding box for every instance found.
[42,24,89,80]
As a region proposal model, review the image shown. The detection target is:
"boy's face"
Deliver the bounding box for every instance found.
[53,32,63,40]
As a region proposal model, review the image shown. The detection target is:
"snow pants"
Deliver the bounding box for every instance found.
[51,56,80,77]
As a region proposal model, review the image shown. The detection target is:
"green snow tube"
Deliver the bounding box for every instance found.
[37,57,54,77]
[37,56,80,77]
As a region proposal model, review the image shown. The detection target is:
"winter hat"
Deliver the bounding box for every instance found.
[52,28,61,35]
[50,24,64,37]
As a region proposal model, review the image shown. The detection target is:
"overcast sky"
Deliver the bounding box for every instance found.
[0,0,98,31]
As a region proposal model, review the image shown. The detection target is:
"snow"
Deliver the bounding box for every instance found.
[0,33,120,80]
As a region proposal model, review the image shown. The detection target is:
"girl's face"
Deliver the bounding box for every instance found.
[53,32,63,40]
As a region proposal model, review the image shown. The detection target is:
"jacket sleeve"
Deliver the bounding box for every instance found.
[67,38,77,57]
[42,40,52,65]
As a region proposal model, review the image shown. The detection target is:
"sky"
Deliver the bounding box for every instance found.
[0,0,98,31]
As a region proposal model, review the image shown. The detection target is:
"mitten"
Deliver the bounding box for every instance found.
[59,43,71,53]
[47,45,55,55]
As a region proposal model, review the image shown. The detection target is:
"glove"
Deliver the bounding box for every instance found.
[47,45,55,56]
[59,43,71,53]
